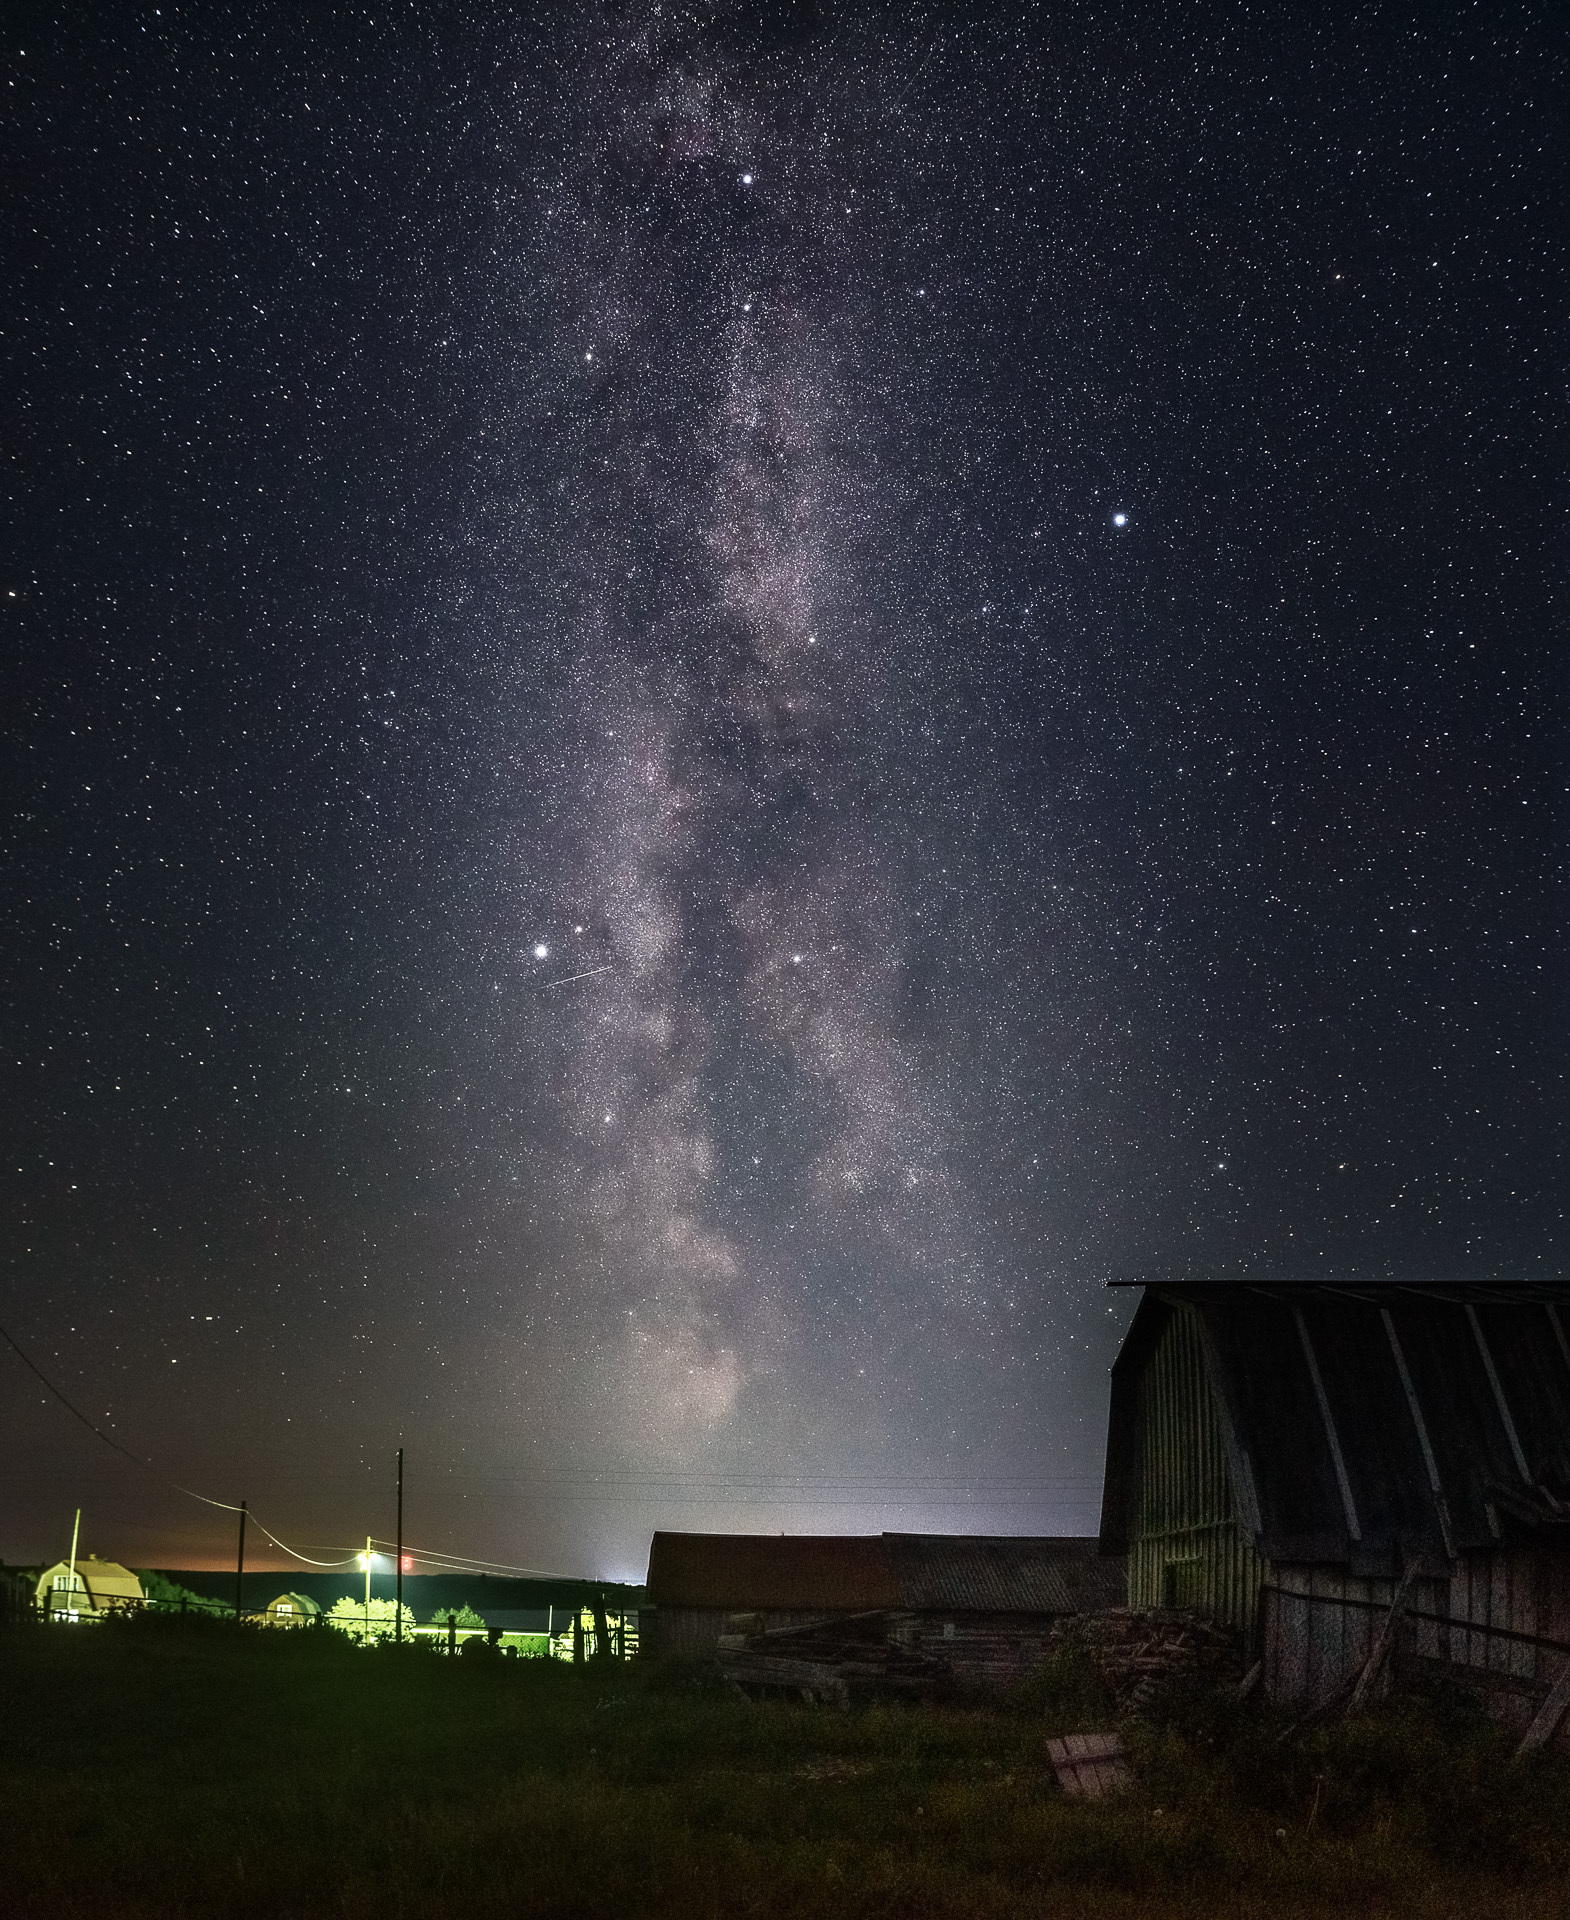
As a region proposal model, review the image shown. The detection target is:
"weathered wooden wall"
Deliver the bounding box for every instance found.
[643,1606,845,1659]
[650,1606,1074,1688]
[899,1611,1063,1690]
[1262,1566,1448,1706]
[1261,1551,1570,1722]
[1448,1546,1570,1685]
[1128,1305,1265,1633]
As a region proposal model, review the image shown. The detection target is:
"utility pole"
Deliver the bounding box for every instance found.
[234,1501,247,1622]
[395,1447,404,1645]
[364,1534,372,1639]
[62,1506,81,1621]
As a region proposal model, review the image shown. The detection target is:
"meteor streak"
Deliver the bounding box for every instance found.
[540,965,613,990]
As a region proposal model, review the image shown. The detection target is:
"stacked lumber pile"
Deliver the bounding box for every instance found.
[1052,1608,1240,1711]
[715,1611,945,1705]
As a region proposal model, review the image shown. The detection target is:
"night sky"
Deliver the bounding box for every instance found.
[3,3,1563,1581]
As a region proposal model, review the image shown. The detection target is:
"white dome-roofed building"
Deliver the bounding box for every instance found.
[264,1591,321,1626]
[35,1554,145,1620]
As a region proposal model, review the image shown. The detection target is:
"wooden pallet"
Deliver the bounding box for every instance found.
[1045,1731,1130,1798]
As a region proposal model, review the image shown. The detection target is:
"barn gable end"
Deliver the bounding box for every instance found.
[1100,1280,1570,1721]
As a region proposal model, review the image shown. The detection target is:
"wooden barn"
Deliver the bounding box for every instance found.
[643,1531,1123,1689]
[1099,1280,1570,1738]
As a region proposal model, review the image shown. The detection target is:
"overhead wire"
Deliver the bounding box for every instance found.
[5,1317,1093,1582]
[246,1515,362,1570]
[0,1318,242,1512]
[1,1318,360,1569]
[369,1540,580,1580]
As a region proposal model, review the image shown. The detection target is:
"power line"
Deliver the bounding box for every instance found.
[246,1514,361,1570]
[0,1319,359,1569]
[0,1319,241,1512]
[369,1539,580,1579]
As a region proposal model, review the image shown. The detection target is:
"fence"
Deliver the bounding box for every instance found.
[1260,1578,1570,1742]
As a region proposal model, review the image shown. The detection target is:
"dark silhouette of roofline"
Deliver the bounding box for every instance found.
[1100,1280,1570,1570]
[1108,1278,1570,1306]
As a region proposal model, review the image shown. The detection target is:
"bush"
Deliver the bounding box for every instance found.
[428,1603,486,1631]
[326,1596,416,1645]
[1016,1637,1116,1728]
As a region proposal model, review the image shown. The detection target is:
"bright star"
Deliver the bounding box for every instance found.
[741,172,753,185]
[533,943,549,960]
[1113,512,1127,527]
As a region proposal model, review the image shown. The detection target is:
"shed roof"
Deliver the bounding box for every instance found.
[266,1592,320,1614]
[647,1533,898,1611]
[1100,1280,1570,1572]
[646,1531,1117,1614]
[884,1534,1126,1613]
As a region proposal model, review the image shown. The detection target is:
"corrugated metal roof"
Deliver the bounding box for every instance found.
[646,1531,1119,1614]
[1101,1280,1570,1572]
[884,1535,1125,1613]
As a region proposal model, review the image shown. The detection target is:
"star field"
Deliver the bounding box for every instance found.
[1,3,1561,1576]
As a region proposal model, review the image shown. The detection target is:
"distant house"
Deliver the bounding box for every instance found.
[1100,1280,1570,1732]
[263,1592,321,1626]
[34,1555,144,1620]
[644,1532,1123,1685]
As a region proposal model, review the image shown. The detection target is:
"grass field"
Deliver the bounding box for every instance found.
[3,1616,1569,1920]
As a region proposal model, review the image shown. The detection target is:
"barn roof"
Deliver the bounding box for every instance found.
[645,1531,1117,1614]
[1100,1280,1570,1573]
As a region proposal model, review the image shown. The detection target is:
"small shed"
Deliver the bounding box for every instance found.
[885,1533,1126,1687]
[645,1534,896,1658]
[263,1592,321,1626]
[644,1531,1123,1684]
[1099,1280,1570,1732]
[35,1555,145,1619]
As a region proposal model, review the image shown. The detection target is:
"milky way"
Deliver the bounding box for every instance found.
[3,5,1560,1575]
[455,20,1025,1510]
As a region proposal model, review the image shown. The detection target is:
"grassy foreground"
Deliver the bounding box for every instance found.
[2,1617,1569,1920]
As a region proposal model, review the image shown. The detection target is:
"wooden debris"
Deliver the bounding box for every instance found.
[715,1611,945,1704]
[1046,1731,1130,1798]
[1050,1608,1240,1712]
[1515,1664,1570,1760]
[1346,1563,1420,1717]
[715,1605,1239,1711]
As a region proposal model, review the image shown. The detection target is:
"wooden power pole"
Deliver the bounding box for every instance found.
[234,1501,247,1621]
[395,1447,404,1644]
